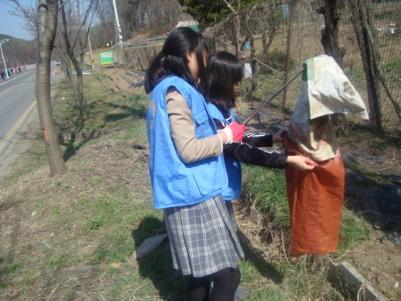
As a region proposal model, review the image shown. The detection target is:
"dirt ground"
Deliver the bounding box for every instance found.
[348,231,401,301]
[103,67,401,299]
[97,67,401,300]
[1,66,399,300]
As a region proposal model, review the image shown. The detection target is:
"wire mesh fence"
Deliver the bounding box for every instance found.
[216,0,401,133]
[123,0,401,132]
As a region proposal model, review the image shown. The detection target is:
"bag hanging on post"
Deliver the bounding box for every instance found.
[285,55,369,256]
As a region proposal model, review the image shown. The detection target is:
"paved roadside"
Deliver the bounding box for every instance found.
[0,68,62,178]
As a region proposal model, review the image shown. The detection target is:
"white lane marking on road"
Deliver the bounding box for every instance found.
[0,99,36,158]
[0,83,25,96]
[0,71,34,87]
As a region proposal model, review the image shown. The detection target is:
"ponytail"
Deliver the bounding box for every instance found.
[144,52,166,94]
[144,27,209,94]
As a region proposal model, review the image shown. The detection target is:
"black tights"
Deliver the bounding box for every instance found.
[187,268,241,301]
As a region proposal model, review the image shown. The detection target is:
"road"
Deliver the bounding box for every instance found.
[0,71,35,141]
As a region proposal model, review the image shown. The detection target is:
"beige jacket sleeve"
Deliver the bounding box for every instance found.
[166,90,223,163]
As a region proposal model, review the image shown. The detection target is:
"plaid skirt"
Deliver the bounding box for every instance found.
[164,197,244,277]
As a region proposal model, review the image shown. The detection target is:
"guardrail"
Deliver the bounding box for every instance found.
[123,35,167,49]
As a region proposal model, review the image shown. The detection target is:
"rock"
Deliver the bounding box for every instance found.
[373,223,381,230]
[391,232,401,246]
[134,234,167,259]
[394,281,399,289]
[41,240,51,249]
[235,287,248,300]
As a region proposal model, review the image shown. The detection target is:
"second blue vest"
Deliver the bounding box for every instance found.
[206,103,242,201]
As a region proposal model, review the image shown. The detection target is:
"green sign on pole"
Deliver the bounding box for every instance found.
[99,51,113,65]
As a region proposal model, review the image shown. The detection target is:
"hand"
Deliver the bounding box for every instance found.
[228,121,246,142]
[287,155,317,171]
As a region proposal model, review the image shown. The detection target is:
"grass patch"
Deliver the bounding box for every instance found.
[53,76,147,160]
[383,58,401,82]
[245,285,284,301]
[2,262,21,274]
[242,165,289,227]
[337,209,370,255]
[0,67,374,300]
[0,70,165,300]
[0,68,295,300]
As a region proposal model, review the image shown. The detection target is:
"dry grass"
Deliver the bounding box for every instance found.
[0,69,289,301]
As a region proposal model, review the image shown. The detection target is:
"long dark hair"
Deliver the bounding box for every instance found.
[204,51,243,110]
[144,27,208,93]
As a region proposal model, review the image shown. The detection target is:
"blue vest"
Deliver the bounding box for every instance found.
[147,76,228,209]
[206,103,242,201]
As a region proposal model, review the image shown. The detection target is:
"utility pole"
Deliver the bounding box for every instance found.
[0,39,10,80]
[112,0,123,48]
[87,29,94,68]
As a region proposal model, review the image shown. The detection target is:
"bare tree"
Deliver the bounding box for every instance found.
[36,0,67,176]
[58,0,98,115]
[118,0,185,37]
[318,0,344,67]
[9,0,98,116]
[349,0,383,131]
[259,1,278,54]
[92,0,115,47]
[244,5,259,101]
[282,0,296,109]
[8,0,38,38]
[223,0,241,57]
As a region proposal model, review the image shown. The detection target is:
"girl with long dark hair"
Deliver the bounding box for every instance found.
[145,28,246,301]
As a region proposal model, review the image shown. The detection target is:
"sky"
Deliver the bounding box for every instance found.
[0,0,35,40]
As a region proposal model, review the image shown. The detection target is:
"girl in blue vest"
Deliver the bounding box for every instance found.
[145,28,247,301]
[203,51,316,203]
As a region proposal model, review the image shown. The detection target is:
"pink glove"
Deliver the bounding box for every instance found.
[228,121,246,142]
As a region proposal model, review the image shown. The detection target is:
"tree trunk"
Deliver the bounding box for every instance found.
[55,44,76,92]
[36,0,67,176]
[245,7,259,102]
[262,31,267,53]
[78,51,85,113]
[262,25,275,54]
[349,0,383,132]
[60,0,86,115]
[318,0,344,67]
[248,34,259,101]
[233,13,241,57]
[282,0,294,109]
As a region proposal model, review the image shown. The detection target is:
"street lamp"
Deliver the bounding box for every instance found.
[0,39,10,80]
[112,0,123,48]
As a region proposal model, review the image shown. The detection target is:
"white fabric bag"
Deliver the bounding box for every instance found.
[289,55,369,161]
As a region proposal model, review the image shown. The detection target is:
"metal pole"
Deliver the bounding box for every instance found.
[0,42,9,80]
[243,69,303,125]
[87,29,94,69]
[112,0,123,48]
